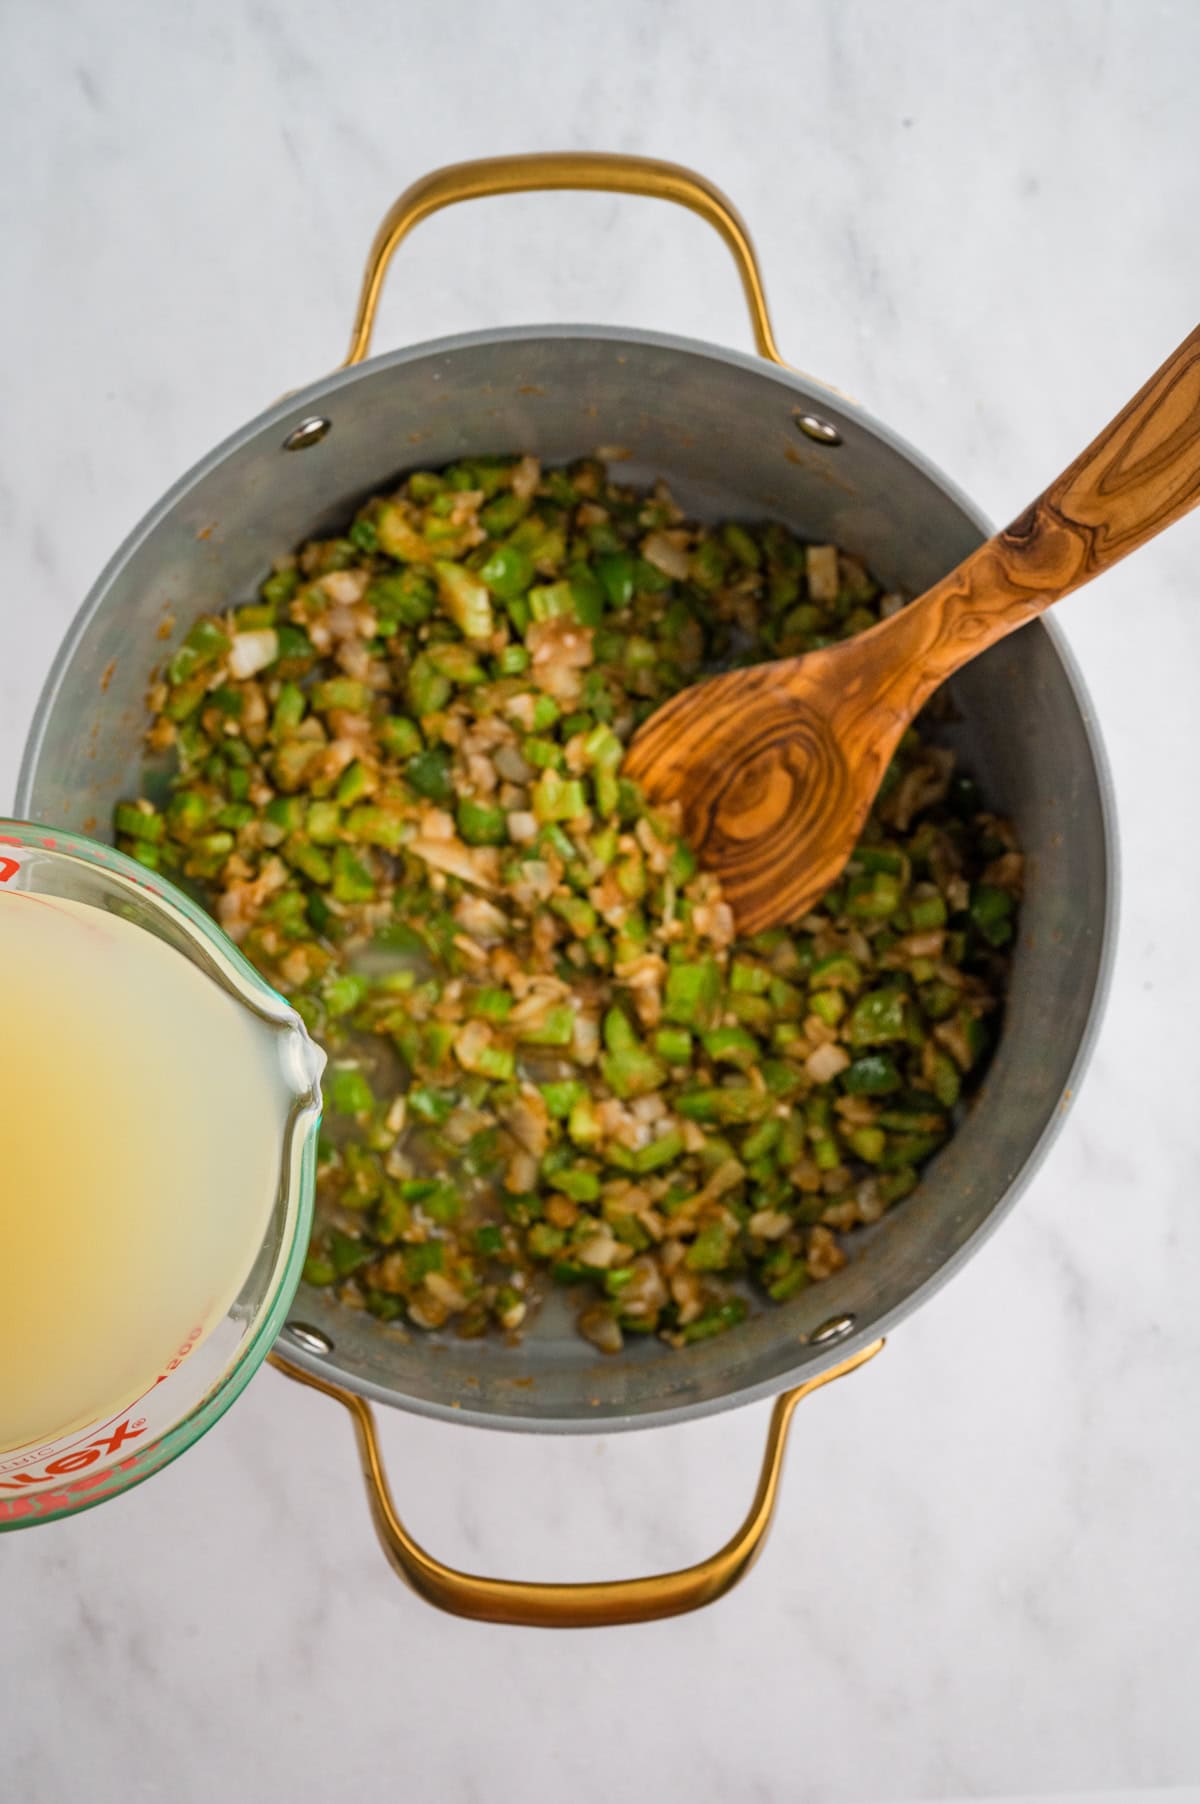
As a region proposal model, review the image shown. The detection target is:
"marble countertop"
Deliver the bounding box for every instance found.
[3,2,1199,1799]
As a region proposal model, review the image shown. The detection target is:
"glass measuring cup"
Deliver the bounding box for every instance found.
[0,820,324,1529]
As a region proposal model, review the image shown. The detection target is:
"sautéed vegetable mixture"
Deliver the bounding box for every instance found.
[117,455,1021,1352]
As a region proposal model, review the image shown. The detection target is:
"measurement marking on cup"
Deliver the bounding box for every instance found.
[0,1417,148,1487]
[0,1321,207,1477]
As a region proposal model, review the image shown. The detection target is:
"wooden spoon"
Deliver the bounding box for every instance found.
[624,323,1200,933]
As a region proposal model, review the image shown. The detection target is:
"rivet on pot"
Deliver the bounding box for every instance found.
[793,412,843,447]
[811,1312,855,1344]
[283,1320,334,1355]
[283,416,332,452]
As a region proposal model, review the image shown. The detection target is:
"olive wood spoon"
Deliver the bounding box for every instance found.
[624,322,1200,933]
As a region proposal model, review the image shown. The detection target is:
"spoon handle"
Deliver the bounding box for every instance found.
[874,320,1200,713]
[1003,318,1200,585]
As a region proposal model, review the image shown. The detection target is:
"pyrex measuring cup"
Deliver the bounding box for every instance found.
[0,820,324,1528]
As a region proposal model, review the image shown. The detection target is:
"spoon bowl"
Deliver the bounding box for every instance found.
[627,322,1200,932]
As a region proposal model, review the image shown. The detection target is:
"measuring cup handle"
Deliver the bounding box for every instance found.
[268,1339,882,1628]
[343,151,786,369]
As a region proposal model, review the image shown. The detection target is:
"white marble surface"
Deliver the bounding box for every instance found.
[3,1,1200,1799]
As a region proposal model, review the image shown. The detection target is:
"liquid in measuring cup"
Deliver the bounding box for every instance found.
[0,888,299,1455]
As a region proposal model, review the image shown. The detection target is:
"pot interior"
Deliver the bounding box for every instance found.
[19,328,1113,1430]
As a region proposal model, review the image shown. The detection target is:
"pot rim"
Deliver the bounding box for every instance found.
[17,321,1120,1434]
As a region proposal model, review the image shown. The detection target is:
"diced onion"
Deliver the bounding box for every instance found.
[228,629,278,678]
[805,1042,851,1083]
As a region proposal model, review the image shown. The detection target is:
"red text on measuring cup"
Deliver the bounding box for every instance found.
[0,1417,148,1488]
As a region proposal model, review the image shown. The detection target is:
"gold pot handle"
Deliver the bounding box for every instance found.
[344,151,785,369]
[268,1338,882,1627]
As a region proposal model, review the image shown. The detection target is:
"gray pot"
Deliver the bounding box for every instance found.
[16,156,1115,1626]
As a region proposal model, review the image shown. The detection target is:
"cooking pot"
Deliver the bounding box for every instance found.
[17,153,1116,1626]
